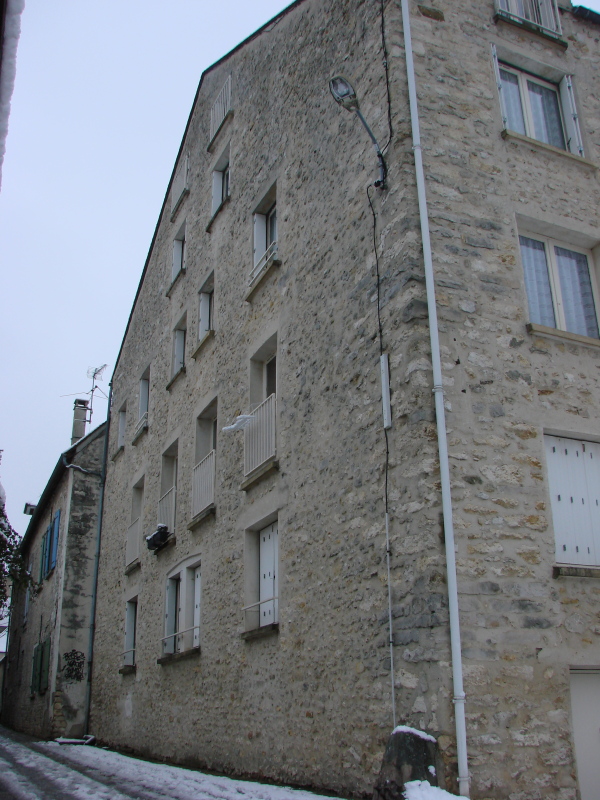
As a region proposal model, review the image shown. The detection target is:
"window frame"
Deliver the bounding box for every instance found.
[499,63,566,149]
[244,520,279,632]
[519,232,600,340]
[171,221,186,283]
[163,558,201,655]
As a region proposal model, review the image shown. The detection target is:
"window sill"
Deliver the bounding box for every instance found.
[526,323,600,350]
[553,565,600,579]
[119,664,136,675]
[166,367,186,392]
[187,504,216,530]
[191,330,215,360]
[166,267,186,298]
[124,558,140,575]
[501,130,597,169]
[110,445,124,462]
[240,457,279,491]
[157,646,200,665]
[493,11,567,47]
[207,110,234,152]
[206,195,230,232]
[132,422,148,445]
[241,623,279,641]
[244,257,282,302]
[170,188,189,223]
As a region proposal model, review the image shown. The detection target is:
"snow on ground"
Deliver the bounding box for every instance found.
[39,740,340,800]
[404,781,468,800]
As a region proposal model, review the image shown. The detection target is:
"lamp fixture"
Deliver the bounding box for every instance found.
[329,75,387,188]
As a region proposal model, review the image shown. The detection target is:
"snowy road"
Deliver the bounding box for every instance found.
[0,725,332,800]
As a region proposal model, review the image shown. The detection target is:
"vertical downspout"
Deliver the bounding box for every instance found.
[83,382,112,735]
[399,1,470,795]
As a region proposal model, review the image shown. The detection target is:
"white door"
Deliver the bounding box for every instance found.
[570,670,600,800]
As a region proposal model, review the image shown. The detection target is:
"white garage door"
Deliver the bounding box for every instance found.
[570,670,600,800]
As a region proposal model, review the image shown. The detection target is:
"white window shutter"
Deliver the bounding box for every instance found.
[175,329,185,371]
[199,292,211,337]
[165,579,177,654]
[193,567,201,647]
[259,523,278,626]
[491,45,508,129]
[211,170,222,216]
[172,239,183,280]
[559,76,585,157]
[124,602,136,666]
[253,213,267,267]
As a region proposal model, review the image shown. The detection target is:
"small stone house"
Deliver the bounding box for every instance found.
[90,1,600,798]
[2,406,106,739]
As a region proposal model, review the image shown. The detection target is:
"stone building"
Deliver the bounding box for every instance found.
[91,1,600,798]
[2,406,106,739]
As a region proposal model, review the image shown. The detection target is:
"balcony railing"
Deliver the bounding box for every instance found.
[244,394,276,476]
[249,240,279,287]
[210,75,232,142]
[191,450,215,518]
[495,0,562,36]
[133,411,148,441]
[161,625,200,655]
[122,648,136,667]
[126,517,140,566]
[158,486,177,532]
[242,595,279,630]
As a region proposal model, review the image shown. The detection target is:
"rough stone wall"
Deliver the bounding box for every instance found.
[2,473,72,738]
[2,426,105,739]
[91,0,600,798]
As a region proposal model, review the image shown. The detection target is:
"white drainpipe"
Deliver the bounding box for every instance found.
[400,1,470,795]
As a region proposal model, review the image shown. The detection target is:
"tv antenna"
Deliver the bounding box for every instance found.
[86,365,108,426]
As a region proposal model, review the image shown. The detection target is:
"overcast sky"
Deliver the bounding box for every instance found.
[1,0,600,534]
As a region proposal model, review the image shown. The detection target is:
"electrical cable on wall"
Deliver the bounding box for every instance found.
[380,0,394,153]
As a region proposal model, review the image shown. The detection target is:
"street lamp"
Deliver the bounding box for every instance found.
[329,75,387,187]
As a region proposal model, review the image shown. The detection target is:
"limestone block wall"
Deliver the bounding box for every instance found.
[91,0,600,798]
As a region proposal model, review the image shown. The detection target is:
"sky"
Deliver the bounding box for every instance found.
[0,0,292,533]
[1,0,600,534]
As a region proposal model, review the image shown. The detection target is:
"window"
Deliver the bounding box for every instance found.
[163,559,201,655]
[39,510,60,581]
[492,48,585,157]
[244,521,278,631]
[171,221,186,282]
[494,0,562,36]
[519,234,599,339]
[171,153,189,217]
[210,75,232,143]
[198,273,214,340]
[117,405,127,449]
[123,598,137,667]
[172,315,187,377]
[126,478,144,566]
[31,638,51,694]
[192,401,217,518]
[246,335,277,476]
[211,145,230,216]
[158,441,178,533]
[251,184,279,287]
[545,436,600,567]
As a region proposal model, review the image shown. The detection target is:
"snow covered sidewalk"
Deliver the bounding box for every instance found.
[0,724,463,800]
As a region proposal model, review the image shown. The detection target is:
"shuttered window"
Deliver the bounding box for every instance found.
[545,436,600,566]
[49,509,60,572]
[30,638,51,694]
[259,522,278,626]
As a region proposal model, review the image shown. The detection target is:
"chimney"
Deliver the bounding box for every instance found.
[71,399,89,445]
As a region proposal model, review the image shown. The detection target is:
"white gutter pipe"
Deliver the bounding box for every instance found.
[400,1,470,795]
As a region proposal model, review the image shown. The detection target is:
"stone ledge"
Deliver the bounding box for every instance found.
[131,423,148,446]
[191,330,215,360]
[240,457,279,491]
[244,258,281,302]
[170,188,189,222]
[553,565,600,579]
[207,110,234,152]
[166,367,186,392]
[124,558,141,575]
[166,267,186,297]
[526,323,600,350]
[494,12,568,47]
[241,623,279,642]
[157,647,201,665]
[502,130,597,169]
[187,505,216,530]
[110,445,124,462]
[206,196,230,232]
[118,664,136,675]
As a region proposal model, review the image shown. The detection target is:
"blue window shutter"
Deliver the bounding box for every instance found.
[39,532,48,581]
[50,510,61,570]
